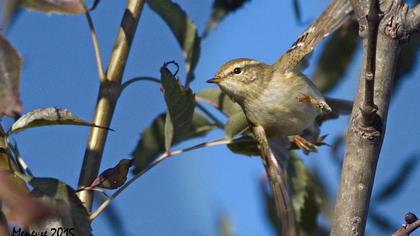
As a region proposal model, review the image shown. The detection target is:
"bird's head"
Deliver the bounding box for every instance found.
[207,58,271,103]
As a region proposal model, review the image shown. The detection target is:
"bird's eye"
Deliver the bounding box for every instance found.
[233,67,242,74]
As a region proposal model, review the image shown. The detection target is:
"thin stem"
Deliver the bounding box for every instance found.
[85,9,106,82]
[196,103,224,128]
[9,144,33,177]
[89,138,232,220]
[121,76,161,90]
[77,0,146,211]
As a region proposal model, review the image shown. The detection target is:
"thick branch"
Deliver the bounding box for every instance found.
[252,126,297,236]
[331,0,401,235]
[77,0,146,210]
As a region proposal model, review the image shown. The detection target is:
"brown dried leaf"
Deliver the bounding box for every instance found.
[0,34,22,117]
[0,171,54,227]
[89,159,133,189]
[21,0,85,15]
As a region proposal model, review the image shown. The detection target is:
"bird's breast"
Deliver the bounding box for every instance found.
[243,73,321,136]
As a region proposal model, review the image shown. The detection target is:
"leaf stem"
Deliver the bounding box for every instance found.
[121,76,161,90]
[8,144,33,177]
[89,137,232,220]
[196,103,224,128]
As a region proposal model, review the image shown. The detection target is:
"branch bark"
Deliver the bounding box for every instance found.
[77,0,146,210]
[252,126,297,236]
[331,0,420,235]
[393,212,420,236]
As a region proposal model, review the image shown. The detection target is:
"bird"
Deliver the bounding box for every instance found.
[207,0,353,153]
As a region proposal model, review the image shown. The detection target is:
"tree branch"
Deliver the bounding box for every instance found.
[361,0,380,127]
[89,138,234,220]
[77,0,146,211]
[331,0,420,235]
[392,212,420,236]
[252,126,297,236]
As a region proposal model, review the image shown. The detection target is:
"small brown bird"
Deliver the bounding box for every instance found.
[207,0,352,153]
[207,58,331,152]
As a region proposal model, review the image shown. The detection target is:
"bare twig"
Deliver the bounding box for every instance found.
[77,0,146,211]
[89,138,233,220]
[392,212,420,236]
[361,0,381,127]
[252,126,297,236]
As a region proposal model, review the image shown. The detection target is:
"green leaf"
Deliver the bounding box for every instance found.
[29,178,92,236]
[312,20,358,93]
[204,0,250,37]
[298,187,320,236]
[226,135,259,156]
[93,193,127,236]
[259,177,280,234]
[21,0,85,15]
[310,170,334,221]
[132,112,215,173]
[292,0,302,24]
[287,153,309,223]
[373,154,419,203]
[369,210,398,233]
[0,34,22,117]
[8,107,110,135]
[89,159,133,189]
[147,0,201,85]
[196,88,241,116]
[224,112,248,139]
[287,153,323,235]
[161,65,196,150]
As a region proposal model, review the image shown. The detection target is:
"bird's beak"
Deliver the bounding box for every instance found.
[206,77,222,84]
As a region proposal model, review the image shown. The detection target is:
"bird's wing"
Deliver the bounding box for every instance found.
[273,0,353,73]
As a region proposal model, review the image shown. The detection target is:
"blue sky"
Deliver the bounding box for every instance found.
[4,0,420,235]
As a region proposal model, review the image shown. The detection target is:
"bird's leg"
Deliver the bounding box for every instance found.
[293,135,318,154]
[297,94,332,113]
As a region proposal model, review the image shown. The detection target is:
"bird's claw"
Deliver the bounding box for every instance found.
[293,135,318,154]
